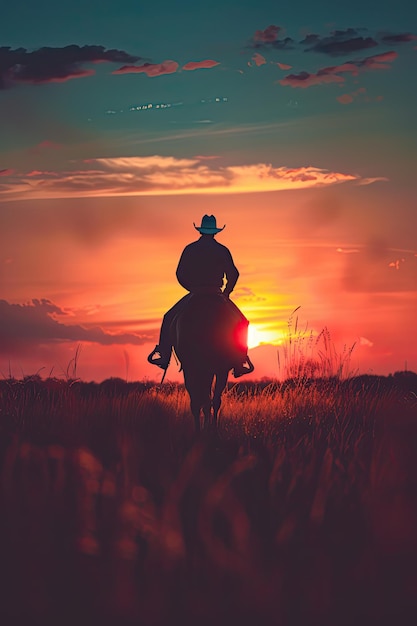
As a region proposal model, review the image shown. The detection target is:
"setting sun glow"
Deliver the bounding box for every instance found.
[247,324,282,349]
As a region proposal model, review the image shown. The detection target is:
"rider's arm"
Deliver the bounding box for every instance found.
[176,247,193,291]
[223,251,239,297]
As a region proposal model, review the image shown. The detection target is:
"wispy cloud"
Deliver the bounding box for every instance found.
[336,89,384,105]
[279,50,397,89]
[0,155,360,200]
[29,140,63,154]
[357,50,398,69]
[357,177,389,185]
[276,62,292,70]
[182,60,220,70]
[112,60,179,77]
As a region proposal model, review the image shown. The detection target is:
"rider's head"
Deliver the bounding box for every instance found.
[193,214,225,236]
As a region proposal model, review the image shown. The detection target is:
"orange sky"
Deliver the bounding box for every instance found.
[1,181,416,382]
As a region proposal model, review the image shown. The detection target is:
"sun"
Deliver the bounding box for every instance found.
[247,324,281,349]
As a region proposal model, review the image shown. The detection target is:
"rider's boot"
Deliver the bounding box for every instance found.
[233,355,254,378]
[147,345,171,370]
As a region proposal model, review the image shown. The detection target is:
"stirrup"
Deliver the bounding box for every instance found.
[233,356,254,379]
[147,346,170,370]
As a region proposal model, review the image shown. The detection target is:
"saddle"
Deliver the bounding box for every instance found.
[171,293,249,369]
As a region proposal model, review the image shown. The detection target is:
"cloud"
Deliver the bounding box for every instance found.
[276,62,292,70]
[35,140,62,150]
[0,299,150,350]
[337,94,354,104]
[29,140,63,155]
[280,51,397,89]
[300,34,320,46]
[0,155,360,199]
[303,28,378,56]
[254,25,281,43]
[250,25,294,50]
[232,286,266,303]
[357,177,389,185]
[0,45,140,88]
[337,86,366,104]
[279,70,345,88]
[182,60,220,70]
[251,53,267,67]
[380,32,417,44]
[193,155,220,160]
[112,60,178,77]
[357,50,398,69]
[253,37,294,51]
[0,169,14,176]
[359,336,374,347]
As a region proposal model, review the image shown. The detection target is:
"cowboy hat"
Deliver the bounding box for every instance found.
[194,214,225,234]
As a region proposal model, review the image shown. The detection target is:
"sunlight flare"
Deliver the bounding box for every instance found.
[247,323,283,349]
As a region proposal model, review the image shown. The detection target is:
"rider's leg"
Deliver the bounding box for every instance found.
[148,295,190,369]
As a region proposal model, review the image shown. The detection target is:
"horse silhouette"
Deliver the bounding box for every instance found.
[171,293,236,432]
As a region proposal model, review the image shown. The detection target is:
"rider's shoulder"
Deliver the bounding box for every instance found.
[213,240,232,254]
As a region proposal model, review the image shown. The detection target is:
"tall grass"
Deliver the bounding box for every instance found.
[277,307,357,381]
[0,373,416,625]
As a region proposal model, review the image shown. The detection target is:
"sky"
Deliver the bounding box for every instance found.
[1,0,416,382]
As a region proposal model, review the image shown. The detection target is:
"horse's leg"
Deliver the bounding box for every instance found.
[184,369,201,433]
[190,399,201,433]
[213,369,229,426]
[202,372,214,429]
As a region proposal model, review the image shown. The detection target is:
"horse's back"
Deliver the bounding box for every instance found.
[172,293,234,369]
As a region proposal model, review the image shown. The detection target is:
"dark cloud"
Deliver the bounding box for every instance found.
[299,34,320,45]
[279,70,345,88]
[252,37,294,51]
[0,299,150,348]
[380,32,417,44]
[303,28,378,56]
[0,45,140,88]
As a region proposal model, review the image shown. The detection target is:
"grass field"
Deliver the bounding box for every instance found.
[0,372,416,626]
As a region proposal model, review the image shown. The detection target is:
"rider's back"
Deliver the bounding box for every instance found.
[176,237,238,294]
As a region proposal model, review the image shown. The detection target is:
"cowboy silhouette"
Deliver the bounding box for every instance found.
[148,215,254,378]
